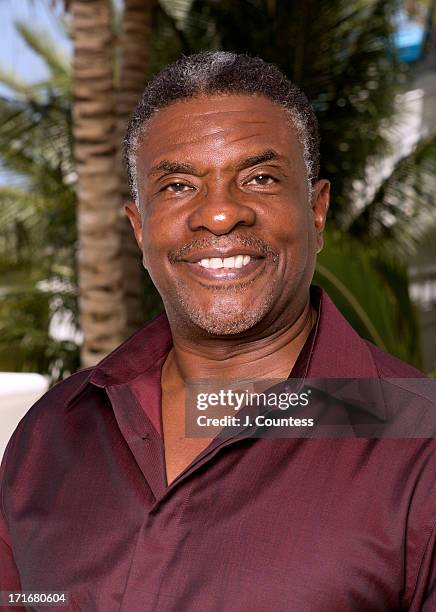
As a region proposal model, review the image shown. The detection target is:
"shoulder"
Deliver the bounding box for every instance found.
[364,340,436,438]
[1,367,96,463]
[24,366,95,419]
[364,340,425,378]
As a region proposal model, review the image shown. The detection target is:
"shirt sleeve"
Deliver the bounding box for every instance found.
[0,518,21,591]
[0,444,22,591]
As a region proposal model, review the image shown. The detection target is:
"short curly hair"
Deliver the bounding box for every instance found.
[124,51,320,202]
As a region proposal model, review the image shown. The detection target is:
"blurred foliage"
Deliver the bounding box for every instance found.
[348,133,436,257]
[0,22,79,383]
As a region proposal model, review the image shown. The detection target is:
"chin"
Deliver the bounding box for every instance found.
[178,290,278,337]
[186,310,262,336]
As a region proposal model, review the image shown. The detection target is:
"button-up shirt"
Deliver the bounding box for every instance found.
[1,288,435,611]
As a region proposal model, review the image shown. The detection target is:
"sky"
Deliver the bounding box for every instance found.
[0,0,71,95]
[0,0,426,90]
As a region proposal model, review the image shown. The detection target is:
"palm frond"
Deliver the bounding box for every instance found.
[0,69,40,100]
[0,93,74,189]
[0,186,76,276]
[0,285,79,382]
[0,18,78,381]
[14,20,70,81]
[348,132,436,257]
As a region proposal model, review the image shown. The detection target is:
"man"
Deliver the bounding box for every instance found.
[0,52,435,611]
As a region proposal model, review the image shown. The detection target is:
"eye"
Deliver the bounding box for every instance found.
[162,182,194,194]
[245,174,278,186]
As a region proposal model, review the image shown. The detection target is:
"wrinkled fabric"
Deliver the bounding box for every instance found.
[1,287,435,611]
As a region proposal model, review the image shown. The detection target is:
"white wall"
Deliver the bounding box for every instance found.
[0,373,48,460]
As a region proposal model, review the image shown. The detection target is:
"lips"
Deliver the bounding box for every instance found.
[168,236,278,286]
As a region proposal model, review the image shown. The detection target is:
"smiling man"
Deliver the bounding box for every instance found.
[1,52,435,611]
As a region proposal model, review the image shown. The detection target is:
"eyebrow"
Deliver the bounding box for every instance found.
[235,149,280,171]
[148,149,282,178]
[148,160,197,177]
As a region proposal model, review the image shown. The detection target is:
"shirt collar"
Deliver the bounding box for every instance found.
[89,312,172,388]
[87,286,385,420]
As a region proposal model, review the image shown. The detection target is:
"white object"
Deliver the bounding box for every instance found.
[0,373,48,460]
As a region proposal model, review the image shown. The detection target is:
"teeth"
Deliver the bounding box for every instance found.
[198,255,252,269]
[210,258,223,269]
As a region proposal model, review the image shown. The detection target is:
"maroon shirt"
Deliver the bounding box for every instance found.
[1,288,435,611]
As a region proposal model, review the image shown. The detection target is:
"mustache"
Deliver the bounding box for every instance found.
[168,234,279,263]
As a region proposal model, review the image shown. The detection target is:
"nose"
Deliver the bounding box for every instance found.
[187,187,256,235]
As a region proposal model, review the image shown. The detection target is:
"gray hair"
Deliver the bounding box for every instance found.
[124,51,320,202]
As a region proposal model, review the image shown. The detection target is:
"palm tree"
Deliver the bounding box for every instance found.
[68,0,161,366]
[70,0,128,367]
[117,0,160,338]
[0,22,80,381]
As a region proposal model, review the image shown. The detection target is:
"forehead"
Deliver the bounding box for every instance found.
[136,94,305,170]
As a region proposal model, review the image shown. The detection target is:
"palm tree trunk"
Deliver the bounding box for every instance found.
[117,0,157,337]
[71,0,126,366]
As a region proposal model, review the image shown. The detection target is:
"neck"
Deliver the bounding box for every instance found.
[163,298,316,385]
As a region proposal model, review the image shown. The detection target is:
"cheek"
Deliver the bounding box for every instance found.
[140,207,184,279]
[276,205,312,248]
[139,210,160,270]
[277,207,315,274]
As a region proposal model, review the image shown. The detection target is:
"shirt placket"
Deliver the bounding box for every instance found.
[105,382,248,611]
[106,383,168,500]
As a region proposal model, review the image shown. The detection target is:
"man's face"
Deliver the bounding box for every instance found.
[126,94,330,337]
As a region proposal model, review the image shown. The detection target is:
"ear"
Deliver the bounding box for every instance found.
[125,201,143,250]
[311,179,330,254]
